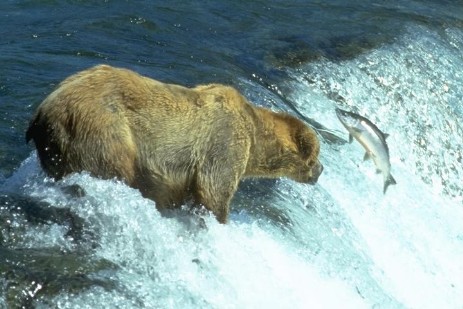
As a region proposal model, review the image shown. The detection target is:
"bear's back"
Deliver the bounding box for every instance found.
[27,65,257,187]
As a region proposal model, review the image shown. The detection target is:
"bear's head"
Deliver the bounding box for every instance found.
[253,112,323,184]
[290,124,323,184]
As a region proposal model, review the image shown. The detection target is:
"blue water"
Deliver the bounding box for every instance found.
[1,1,463,308]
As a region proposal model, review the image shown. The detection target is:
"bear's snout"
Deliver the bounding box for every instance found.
[308,161,323,184]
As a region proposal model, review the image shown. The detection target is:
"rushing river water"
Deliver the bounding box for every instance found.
[1,1,463,308]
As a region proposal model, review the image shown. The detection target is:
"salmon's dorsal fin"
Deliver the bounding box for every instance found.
[349,134,354,143]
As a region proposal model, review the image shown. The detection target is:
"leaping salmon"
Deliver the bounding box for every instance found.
[335,108,396,194]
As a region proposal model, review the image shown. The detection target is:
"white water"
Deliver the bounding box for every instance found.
[2,25,463,308]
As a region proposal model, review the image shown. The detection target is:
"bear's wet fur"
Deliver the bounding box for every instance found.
[26,65,323,223]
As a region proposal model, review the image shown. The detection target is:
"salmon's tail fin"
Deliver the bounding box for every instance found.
[383,174,397,194]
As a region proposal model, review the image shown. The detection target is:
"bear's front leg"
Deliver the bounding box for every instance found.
[194,172,239,223]
[194,154,246,223]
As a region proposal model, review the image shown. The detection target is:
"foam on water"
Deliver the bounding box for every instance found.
[5,156,369,308]
[3,25,463,308]
[286,24,463,308]
[289,24,463,200]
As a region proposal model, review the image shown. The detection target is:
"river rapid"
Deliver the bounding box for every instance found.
[1,1,463,308]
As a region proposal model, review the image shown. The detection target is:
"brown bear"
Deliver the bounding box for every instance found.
[26,65,323,223]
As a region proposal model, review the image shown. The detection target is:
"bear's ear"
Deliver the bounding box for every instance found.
[294,127,316,161]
